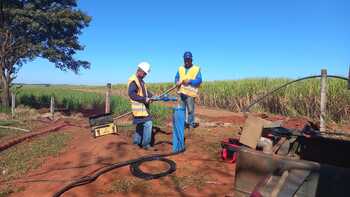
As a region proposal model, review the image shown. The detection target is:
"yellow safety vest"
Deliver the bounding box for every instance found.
[127,74,149,117]
[178,65,200,97]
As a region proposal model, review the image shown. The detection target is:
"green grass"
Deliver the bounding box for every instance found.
[0,120,27,143]
[102,78,350,122]
[169,173,209,191]
[0,107,10,114]
[106,178,151,194]
[15,86,171,126]
[0,132,71,181]
[16,76,350,123]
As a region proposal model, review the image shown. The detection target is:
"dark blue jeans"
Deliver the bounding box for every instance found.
[179,94,195,128]
[133,120,152,148]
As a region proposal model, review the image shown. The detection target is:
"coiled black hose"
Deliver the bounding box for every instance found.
[52,149,185,197]
[242,75,349,112]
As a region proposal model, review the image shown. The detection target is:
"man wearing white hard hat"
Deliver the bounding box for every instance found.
[127,62,154,150]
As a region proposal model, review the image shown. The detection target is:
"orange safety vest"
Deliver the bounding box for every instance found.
[127,74,149,117]
[178,65,200,97]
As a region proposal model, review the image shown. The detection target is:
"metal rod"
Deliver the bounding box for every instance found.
[0,125,30,132]
[113,85,177,120]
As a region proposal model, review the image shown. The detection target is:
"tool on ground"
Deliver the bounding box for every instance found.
[89,113,118,138]
[113,85,178,120]
[220,138,242,163]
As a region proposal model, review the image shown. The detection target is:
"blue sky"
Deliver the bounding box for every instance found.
[15,0,350,85]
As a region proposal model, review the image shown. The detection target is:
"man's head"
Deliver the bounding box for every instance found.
[136,62,151,79]
[183,51,193,68]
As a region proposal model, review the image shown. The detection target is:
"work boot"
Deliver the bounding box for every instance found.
[191,122,199,128]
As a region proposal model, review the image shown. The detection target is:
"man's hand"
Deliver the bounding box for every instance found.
[145,97,151,104]
[176,81,182,87]
[182,80,190,85]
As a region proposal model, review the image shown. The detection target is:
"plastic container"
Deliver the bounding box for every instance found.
[172,106,185,153]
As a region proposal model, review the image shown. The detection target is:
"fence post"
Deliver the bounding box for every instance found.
[50,96,55,120]
[105,83,111,114]
[11,92,15,119]
[348,65,350,90]
[320,69,327,132]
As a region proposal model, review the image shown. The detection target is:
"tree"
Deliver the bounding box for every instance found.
[0,0,91,107]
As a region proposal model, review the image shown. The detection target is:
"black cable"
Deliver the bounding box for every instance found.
[52,149,185,197]
[130,157,176,180]
[242,75,348,112]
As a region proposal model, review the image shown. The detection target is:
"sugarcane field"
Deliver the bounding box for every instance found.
[0,1,349,197]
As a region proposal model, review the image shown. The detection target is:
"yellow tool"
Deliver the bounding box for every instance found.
[91,122,118,138]
[89,113,118,138]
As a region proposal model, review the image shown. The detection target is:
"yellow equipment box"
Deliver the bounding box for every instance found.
[91,122,118,138]
[89,113,118,138]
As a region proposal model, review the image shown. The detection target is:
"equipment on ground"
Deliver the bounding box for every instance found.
[89,113,118,138]
[220,138,242,163]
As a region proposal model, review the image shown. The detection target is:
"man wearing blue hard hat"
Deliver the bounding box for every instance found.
[174,51,202,129]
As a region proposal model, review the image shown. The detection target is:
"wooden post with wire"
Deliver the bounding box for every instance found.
[11,92,15,119]
[50,96,55,120]
[320,69,327,132]
[105,83,111,114]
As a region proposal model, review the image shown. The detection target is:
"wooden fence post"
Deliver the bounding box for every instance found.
[320,69,327,132]
[11,92,15,119]
[348,65,350,90]
[50,96,55,120]
[105,83,111,114]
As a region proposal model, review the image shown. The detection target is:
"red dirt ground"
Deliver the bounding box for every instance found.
[2,105,347,197]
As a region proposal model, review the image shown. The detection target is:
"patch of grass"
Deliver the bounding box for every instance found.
[170,173,209,191]
[0,186,24,197]
[203,142,221,160]
[0,120,27,142]
[0,106,10,114]
[0,132,71,181]
[107,178,151,194]
[0,120,20,126]
[0,128,23,141]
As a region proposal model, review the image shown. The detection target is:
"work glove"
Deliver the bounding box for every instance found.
[176,81,182,87]
[182,80,190,86]
[145,97,152,104]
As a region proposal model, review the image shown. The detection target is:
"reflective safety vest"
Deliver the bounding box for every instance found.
[127,74,149,117]
[178,65,200,97]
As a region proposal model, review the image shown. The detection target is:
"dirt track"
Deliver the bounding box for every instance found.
[2,104,325,197]
[5,106,242,197]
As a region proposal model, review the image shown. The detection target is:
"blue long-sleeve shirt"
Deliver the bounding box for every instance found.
[174,66,202,87]
[128,78,153,124]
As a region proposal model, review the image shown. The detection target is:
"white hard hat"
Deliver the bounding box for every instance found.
[137,62,151,74]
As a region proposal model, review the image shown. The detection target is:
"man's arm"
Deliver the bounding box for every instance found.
[147,90,153,98]
[175,71,180,84]
[128,81,147,103]
[189,70,202,87]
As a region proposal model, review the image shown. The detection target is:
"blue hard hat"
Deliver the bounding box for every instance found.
[183,51,193,59]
